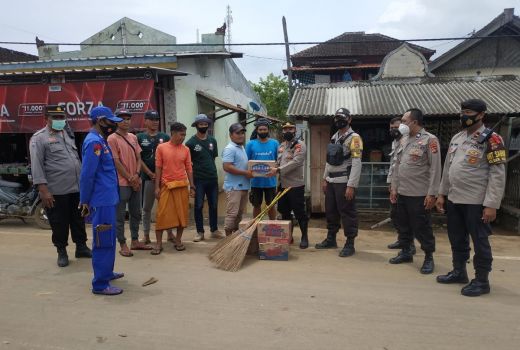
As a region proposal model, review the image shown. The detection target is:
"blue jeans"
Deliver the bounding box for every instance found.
[194,178,219,233]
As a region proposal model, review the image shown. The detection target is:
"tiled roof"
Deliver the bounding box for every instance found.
[291,32,435,60]
[0,47,38,63]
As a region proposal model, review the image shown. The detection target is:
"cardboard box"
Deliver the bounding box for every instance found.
[257,220,291,261]
[248,160,276,177]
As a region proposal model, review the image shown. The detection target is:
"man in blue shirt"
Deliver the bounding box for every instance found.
[245,118,279,220]
[222,123,252,236]
[79,106,125,296]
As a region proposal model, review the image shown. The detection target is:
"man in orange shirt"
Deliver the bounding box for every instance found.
[152,122,195,255]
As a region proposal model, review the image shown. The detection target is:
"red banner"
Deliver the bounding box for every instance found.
[0,79,156,133]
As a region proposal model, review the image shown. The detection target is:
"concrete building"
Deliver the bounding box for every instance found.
[1,18,272,185]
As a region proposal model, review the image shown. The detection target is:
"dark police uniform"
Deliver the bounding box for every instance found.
[80,128,120,292]
[438,124,506,294]
[276,128,308,248]
[30,105,88,257]
[391,128,441,272]
[317,127,363,255]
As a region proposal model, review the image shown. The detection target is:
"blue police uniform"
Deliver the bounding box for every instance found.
[80,128,120,292]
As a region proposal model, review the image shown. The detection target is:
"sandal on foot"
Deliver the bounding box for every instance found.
[131,242,153,250]
[150,247,163,255]
[174,243,186,251]
[119,250,134,257]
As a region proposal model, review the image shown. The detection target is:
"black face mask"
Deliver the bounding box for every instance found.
[334,120,349,129]
[283,132,295,141]
[197,126,209,134]
[389,129,401,140]
[99,121,118,137]
[257,132,269,139]
[460,114,480,129]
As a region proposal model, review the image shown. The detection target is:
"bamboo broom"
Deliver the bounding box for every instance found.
[209,187,291,271]
[208,189,287,258]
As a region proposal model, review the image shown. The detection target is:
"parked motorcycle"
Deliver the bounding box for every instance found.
[0,176,50,230]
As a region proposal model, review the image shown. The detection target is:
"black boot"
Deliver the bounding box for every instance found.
[420,252,434,274]
[298,220,309,249]
[387,240,402,249]
[57,247,69,267]
[315,232,337,249]
[389,246,413,264]
[75,243,92,258]
[461,270,490,297]
[437,260,469,284]
[339,237,355,257]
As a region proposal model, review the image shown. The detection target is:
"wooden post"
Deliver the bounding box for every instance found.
[282,16,294,99]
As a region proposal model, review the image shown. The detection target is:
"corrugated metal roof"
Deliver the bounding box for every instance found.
[0,65,189,76]
[287,76,520,118]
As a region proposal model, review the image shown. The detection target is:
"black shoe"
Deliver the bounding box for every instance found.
[387,241,402,249]
[315,233,337,249]
[437,261,469,284]
[299,234,309,249]
[389,249,413,264]
[461,279,490,297]
[75,244,92,258]
[410,244,416,255]
[420,254,434,274]
[57,248,69,267]
[339,239,355,257]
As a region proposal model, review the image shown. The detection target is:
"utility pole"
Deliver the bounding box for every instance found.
[282,16,294,98]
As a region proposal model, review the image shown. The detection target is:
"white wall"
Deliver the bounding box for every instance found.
[167,57,263,188]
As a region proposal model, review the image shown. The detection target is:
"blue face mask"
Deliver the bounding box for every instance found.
[51,119,66,131]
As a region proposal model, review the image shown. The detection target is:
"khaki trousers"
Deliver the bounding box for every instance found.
[224,190,248,232]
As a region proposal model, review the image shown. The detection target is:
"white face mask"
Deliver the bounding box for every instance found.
[398,123,410,136]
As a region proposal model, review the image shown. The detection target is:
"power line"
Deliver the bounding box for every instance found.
[243,54,285,61]
[0,34,518,47]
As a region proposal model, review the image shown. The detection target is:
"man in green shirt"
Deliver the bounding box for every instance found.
[137,110,173,244]
[185,114,224,242]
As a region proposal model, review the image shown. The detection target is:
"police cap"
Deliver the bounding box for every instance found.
[45,105,67,116]
[461,99,487,113]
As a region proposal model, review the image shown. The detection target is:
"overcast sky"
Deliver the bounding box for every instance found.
[1,0,518,82]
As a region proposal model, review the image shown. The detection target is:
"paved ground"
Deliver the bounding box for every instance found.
[1,218,519,350]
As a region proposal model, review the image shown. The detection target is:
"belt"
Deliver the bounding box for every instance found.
[329,167,351,178]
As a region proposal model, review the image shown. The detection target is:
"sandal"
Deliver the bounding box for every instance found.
[141,238,152,245]
[131,242,153,250]
[150,246,163,255]
[119,249,134,257]
[174,243,186,251]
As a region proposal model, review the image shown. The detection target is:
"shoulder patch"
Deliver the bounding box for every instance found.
[93,143,102,156]
[350,135,363,158]
[486,133,506,164]
[429,138,439,153]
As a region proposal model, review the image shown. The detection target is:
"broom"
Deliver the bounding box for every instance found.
[209,189,285,255]
[208,188,288,260]
[209,187,291,271]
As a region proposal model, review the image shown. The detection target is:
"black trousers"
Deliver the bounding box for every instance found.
[325,182,358,238]
[277,186,308,224]
[45,192,87,249]
[447,201,493,272]
[396,195,435,253]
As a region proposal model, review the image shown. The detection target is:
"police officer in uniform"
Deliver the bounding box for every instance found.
[386,117,416,254]
[270,122,309,249]
[30,105,91,267]
[390,108,441,274]
[79,106,125,296]
[316,108,363,257]
[436,99,506,297]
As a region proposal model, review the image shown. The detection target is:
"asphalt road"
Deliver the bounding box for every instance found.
[1,219,519,350]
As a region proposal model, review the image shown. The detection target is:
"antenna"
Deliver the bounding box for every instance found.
[225,5,233,51]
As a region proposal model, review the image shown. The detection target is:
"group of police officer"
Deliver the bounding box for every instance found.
[30,98,506,297]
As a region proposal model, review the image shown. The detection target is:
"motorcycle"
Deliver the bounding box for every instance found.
[0,176,50,230]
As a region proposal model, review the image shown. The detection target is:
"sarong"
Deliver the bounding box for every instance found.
[156,180,190,230]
